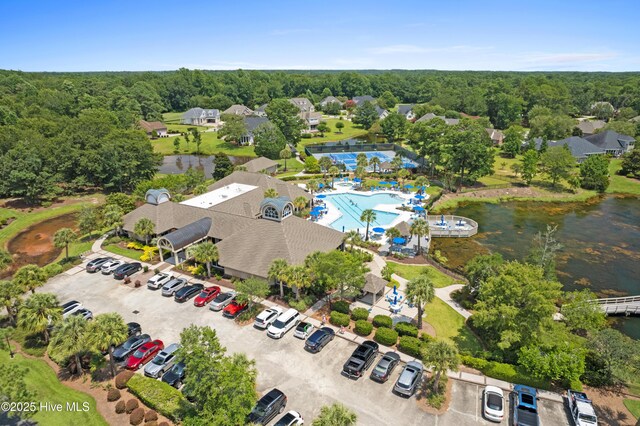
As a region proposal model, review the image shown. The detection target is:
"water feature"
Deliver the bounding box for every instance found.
[432,195,640,338]
[158,155,253,175]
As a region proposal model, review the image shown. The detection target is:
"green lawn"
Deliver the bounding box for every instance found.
[102,244,143,261]
[385,261,455,288]
[0,350,107,426]
[296,118,367,150]
[161,111,184,124]
[425,297,483,355]
[276,158,305,173]
[607,159,640,195]
[152,130,256,157]
[624,399,640,420]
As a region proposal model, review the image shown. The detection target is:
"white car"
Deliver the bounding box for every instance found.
[101,259,124,275]
[293,322,314,339]
[62,300,83,318]
[254,306,283,329]
[147,273,174,290]
[72,308,93,321]
[483,385,504,422]
[274,410,304,425]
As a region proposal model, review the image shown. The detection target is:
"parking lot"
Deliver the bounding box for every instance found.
[40,267,570,425]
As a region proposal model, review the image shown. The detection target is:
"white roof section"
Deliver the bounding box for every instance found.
[180,183,258,209]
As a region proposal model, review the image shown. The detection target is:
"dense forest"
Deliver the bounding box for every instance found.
[1,68,640,202]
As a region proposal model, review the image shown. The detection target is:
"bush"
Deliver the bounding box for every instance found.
[331,300,350,314]
[394,322,419,338]
[419,333,434,344]
[398,336,422,358]
[460,355,489,370]
[115,400,126,414]
[351,307,370,321]
[144,410,158,422]
[373,315,393,329]
[158,423,170,426]
[374,327,398,346]
[145,423,158,426]
[287,299,308,312]
[107,388,121,402]
[484,362,517,382]
[115,370,135,389]
[330,311,350,327]
[125,399,139,414]
[129,407,145,425]
[354,320,373,336]
[43,263,63,278]
[127,373,189,422]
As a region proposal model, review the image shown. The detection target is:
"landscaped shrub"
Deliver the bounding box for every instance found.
[419,333,434,344]
[398,336,422,358]
[144,410,158,422]
[158,423,170,426]
[374,327,398,346]
[350,307,370,321]
[372,315,393,329]
[394,322,419,338]
[460,355,489,370]
[115,400,126,414]
[354,320,373,336]
[330,311,350,327]
[287,299,308,312]
[331,300,350,314]
[107,388,121,402]
[115,370,135,389]
[460,356,548,390]
[129,407,145,425]
[125,399,139,414]
[43,263,63,278]
[127,373,188,422]
[145,422,158,426]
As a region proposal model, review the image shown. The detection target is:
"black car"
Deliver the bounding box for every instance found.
[127,322,142,337]
[247,388,287,425]
[342,340,379,379]
[370,351,401,383]
[85,257,112,273]
[174,283,205,303]
[113,262,142,280]
[304,327,335,353]
[112,333,151,362]
[162,361,186,388]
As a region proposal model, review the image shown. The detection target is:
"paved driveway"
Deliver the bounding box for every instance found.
[41,269,569,426]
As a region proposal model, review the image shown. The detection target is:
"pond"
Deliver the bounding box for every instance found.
[157,155,253,176]
[433,195,640,339]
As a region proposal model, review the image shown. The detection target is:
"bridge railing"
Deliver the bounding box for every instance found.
[426,215,478,238]
[593,295,640,305]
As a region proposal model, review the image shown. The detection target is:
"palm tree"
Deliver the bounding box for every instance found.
[279,146,292,171]
[385,227,401,240]
[134,218,155,245]
[422,340,459,391]
[268,258,289,298]
[410,218,429,255]
[13,264,48,294]
[354,166,366,182]
[344,230,361,251]
[356,153,368,168]
[189,241,219,278]
[391,155,403,172]
[102,204,124,234]
[50,315,89,375]
[0,280,24,325]
[360,209,377,241]
[318,156,332,177]
[53,228,78,260]
[405,273,435,330]
[264,188,278,199]
[293,196,307,212]
[284,265,311,301]
[0,249,12,271]
[18,293,61,343]
[414,176,429,193]
[397,168,410,187]
[369,156,381,173]
[328,166,340,188]
[86,313,129,377]
[312,403,357,426]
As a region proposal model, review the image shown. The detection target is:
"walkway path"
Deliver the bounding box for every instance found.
[435,284,470,319]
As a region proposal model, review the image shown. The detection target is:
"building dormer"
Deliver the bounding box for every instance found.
[260,196,294,222]
[145,188,171,205]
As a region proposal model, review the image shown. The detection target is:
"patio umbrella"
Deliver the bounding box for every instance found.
[316,194,326,199]
[440,214,445,225]
[318,183,324,188]
[372,227,385,233]
[414,194,425,200]
[311,206,323,212]
[392,237,406,244]
[390,181,398,186]
[310,210,320,216]
[378,181,388,185]
[393,295,397,304]
[393,285,397,295]
[413,206,425,212]
[353,177,362,183]
[404,184,413,188]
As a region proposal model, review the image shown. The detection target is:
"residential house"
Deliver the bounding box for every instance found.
[319,96,341,108]
[254,104,268,117]
[223,104,254,116]
[416,113,459,125]
[352,95,375,105]
[300,111,323,132]
[181,108,221,125]
[486,128,505,145]
[139,120,168,137]
[532,130,635,162]
[242,157,279,174]
[239,116,270,145]
[375,106,389,120]
[289,97,315,113]
[576,119,606,136]
[397,104,415,120]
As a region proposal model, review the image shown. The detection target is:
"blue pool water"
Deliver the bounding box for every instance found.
[325,192,403,231]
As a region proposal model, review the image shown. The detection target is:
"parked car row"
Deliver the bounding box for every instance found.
[85,257,142,280]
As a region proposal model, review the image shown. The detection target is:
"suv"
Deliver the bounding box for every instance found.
[161,278,187,297]
[162,361,186,388]
[144,343,180,378]
[304,327,335,353]
[113,262,142,280]
[61,300,83,318]
[293,322,314,339]
[342,340,379,379]
[86,257,112,273]
[101,259,123,275]
[246,388,287,425]
[147,273,173,290]
[393,360,423,397]
[267,309,300,339]
[254,306,283,329]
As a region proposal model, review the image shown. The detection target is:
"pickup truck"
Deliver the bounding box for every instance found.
[567,389,598,426]
[342,340,378,379]
[512,385,540,426]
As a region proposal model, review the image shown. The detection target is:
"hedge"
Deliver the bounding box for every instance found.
[374,327,398,346]
[394,322,419,337]
[331,300,350,315]
[354,320,373,336]
[460,355,549,390]
[127,373,190,421]
[419,333,434,344]
[351,307,370,321]
[107,388,121,402]
[398,336,422,358]
[330,311,350,327]
[115,370,135,389]
[280,174,324,182]
[115,400,126,414]
[125,399,139,414]
[372,315,393,329]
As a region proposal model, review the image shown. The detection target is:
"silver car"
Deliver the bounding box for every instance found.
[161,278,187,297]
[144,343,180,378]
[393,360,423,397]
[62,300,83,318]
[101,259,123,275]
[209,291,237,311]
[147,273,174,290]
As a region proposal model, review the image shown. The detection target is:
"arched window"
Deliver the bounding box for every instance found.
[282,204,292,218]
[264,206,279,220]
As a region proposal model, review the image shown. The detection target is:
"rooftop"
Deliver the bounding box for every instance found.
[180,183,258,209]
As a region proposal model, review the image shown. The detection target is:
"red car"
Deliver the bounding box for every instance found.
[126,340,164,370]
[222,301,248,318]
[193,286,221,307]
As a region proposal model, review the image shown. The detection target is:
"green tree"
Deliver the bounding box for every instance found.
[218,114,247,144]
[406,118,448,173]
[356,153,368,168]
[13,264,47,294]
[380,112,407,142]
[18,292,61,343]
[102,204,124,234]
[284,265,312,300]
[305,156,321,173]
[521,149,539,185]
[78,206,100,236]
[414,176,429,192]
[354,165,366,182]
[335,121,345,133]
[377,90,398,109]
[236,277,270,308]
[316,121,330,136]
[444,122,495,186]
[306,250,368,301]
[0,249,12,271]
[184,167,206,191]
[391,155,403,172]
[319,156,333,174]
[360,209,377,241]
[213,152,234,180]
[254,122,287,160]
[105,192,136,213]
[405,273,435,329]
[263,188,278,198]
[409,218,429,255]
[561,290,606,335]
[385,227,401,240]
[49,315,89,374]
[583,328,640,386]
[353,101,378,130]
[527,224,563,280]
[86,312,129,377]
[369,156,381,173]
[487,93,523,129]
[344,230,362,251]
[540,146,575,187]
[591,102,615,120]
[620,148,640,177]
[0,363,37,420]
[268,258,289,298]
[189,241,219,277]
[134,217,155,245]
[53,227,77,260]
[422,340,459,391]
[502,125,525,158]
[0,280,23,325]
[173,136,181,154]
[266,99,305,144]
[328,166,340,188]
[279,146,292,171]
[464,253,504,297]
[579,155,610,192]
[603,120,637,137]
[529,113,574,141]
[191,128,202,155]
[312,403,357,426]
[518,336,585,385]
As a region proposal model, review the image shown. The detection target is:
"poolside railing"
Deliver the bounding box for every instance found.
[426,215,478,238]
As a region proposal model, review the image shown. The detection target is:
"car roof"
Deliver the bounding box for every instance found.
[62,300,80,308]
[383,351,400,360]
[261,388,284,403]
[161,343,180,354]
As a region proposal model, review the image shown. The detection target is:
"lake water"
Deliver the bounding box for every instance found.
[158,155,252,176]
[433,195,640,339]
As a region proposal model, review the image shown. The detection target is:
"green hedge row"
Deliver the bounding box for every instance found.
[372,315,393,329]
[460,355,549,390]
[397,336,423,358]
[330,311,350,327]
[331,300,350,315]
[127,373,190,421]
[279,174,325,182]
[394,322,419,337]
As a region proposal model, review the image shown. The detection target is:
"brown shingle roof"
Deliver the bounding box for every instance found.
[139,120,167,133]
[363,273,388,294]
[395,221,411,236]
[243,157,279,173]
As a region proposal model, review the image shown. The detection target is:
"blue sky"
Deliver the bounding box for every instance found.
[1,0,638,72]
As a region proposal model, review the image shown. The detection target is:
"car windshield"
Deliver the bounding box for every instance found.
[296,323,307,331]
[374,365,387,374]
[272,320,285,328]
[487,393,503,410]
[132,348,146,358]
[251,403,268,417]
[152,355,165,365]
[122,338,136,349]
[215,293,230,302]
[579,414,597,423]
[198,291,209,298]
[172,363,185,374]
[274,413,294,425]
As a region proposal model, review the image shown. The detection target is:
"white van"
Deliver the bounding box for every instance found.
[266,309,300,339]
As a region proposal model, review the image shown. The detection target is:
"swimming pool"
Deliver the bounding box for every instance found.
[324,192,403,231]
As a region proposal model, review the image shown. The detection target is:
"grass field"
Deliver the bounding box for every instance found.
[152,130,256,157]
[624,399,640,420]
[607,159,640,195]
[425,297,483,355]
[0,350,107,426]
[296,118,367,150]
[102,244,143,261]
[385,261,456,288]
